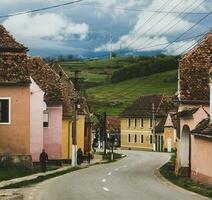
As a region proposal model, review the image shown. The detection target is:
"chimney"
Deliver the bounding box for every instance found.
[210,68,212,121]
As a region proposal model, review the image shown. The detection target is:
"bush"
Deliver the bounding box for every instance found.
[111,55,179,83]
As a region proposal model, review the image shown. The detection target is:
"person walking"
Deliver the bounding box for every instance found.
[39,149,48,172]
[87,151,92,164]
[77,148,83,165]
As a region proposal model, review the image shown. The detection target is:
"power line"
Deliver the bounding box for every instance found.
[89,31,210,60]
[78,3,208,15]
[139,0,204,50]
[124,0,172,49]
[126,0,186,50]
[0,0,84,19]
[161,11,212,52]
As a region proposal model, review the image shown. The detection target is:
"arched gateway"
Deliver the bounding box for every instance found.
[180,125,191,176]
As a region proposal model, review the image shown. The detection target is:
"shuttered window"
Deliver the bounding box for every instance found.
[43,112,49,127]
[0,99,10,123]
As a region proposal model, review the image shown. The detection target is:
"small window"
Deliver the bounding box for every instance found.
[150,135,153,144]
[135,134,137,143]
[0,98,10,124]
[128,118,131,127]
[128,134,131,143]
[149,118,153,128]
[141,118,144,128]
[140,135,144,143]
[135,118,137,127]
[43,112,49,127]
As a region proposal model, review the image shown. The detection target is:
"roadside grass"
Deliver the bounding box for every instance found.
[1,167,80,189]
[160,156,212,198]
[0,164,59,182]
[87,70,177,115]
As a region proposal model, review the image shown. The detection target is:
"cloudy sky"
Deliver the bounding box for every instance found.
[0,0,211,58]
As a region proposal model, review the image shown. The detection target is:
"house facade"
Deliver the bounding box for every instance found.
[0,26,31,161]
[163,113,177,152]
[50,62,91,159]
[175,33,211,182]
[120,95,174,151]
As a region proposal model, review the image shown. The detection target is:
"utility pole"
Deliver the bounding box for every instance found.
[71,70,81,167]
[109,33,112,60]
[152,103,156,152]
[103,112,107,155]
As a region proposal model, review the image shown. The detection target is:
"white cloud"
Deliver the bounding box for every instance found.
[95,0,209,54]
[166,40,197,55]
[3,13,89,41]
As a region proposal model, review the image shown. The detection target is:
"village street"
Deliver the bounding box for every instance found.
[24,150,209,200]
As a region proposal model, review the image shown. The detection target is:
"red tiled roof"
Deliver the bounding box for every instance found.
[120,95,175,118]
[107,117,120,133]
[0,52,30,84]
[191,118,212,138]
[27,57,64,104]
[0,25,27,52]
[179,33,212,102]
[51,62,90,116]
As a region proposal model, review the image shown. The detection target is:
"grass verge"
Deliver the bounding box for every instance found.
[1,167,80,189]
[0,164,60,182]
[160,162,212,198]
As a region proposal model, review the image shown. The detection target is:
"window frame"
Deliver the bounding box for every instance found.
[134,118,137,128]
[140,134,144,143]
[128,134,131,143]
[149,135,153,144]
[149,118,153,128]
[140,118,144,128]
[0,97,11,125]
[43,111,50,128]
[128,118,131,128]
[134,134,137,143]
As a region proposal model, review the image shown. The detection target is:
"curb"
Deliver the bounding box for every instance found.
[154,164,211,200]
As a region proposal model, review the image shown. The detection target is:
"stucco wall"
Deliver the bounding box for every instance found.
[43,106,62,160]
[62,115,85,160]
[0,86,30,155]
[191,136,212,185]
[164,127,176,150]
[30,78,45,162]
[121,118,153,150]
[176,104,209,173]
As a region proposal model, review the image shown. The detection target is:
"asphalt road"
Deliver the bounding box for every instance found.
[24,150,210,200]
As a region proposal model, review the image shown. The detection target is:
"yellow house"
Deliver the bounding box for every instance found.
[51,63,90,161]
[62,115,85,160]
[120,95,174,151]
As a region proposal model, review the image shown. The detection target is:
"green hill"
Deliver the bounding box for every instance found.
[59,57,178,115]
[86,70,177,115]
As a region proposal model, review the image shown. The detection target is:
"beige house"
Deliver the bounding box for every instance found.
[175,32,212,185]
[120,95,174,151]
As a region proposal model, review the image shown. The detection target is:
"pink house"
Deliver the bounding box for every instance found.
[175,33,212,185]
[27,57,65,161]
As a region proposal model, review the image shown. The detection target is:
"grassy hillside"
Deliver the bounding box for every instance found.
[59,57,178,115]
[86,70,177,115]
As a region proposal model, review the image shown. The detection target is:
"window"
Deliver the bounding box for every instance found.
[141,118,144,128]
[149,118,153,128]
[128,118,131,127]
[128,134,131,143]
[0,98,10,124]
[135,118,137,127]
[43,112,49,127]
[150,135,153,144]
[140,135,144,143]
[134,134,137,143]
